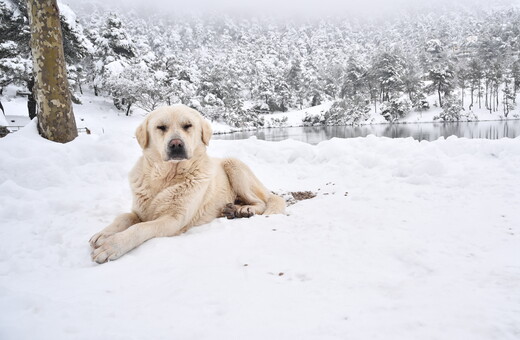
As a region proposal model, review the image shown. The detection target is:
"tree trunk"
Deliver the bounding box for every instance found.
[470,84,474,107]
[504,93,508,117]
[461,86,464,109]
[495,87,499,113]
[27,77,37,120]
[438,83,442,108]
[0,88,3,115]
[485,79,488,110]
[126,102,132,116]
[28,0,77,143]
[478,79,481,109]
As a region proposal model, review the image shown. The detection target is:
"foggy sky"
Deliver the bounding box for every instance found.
[62,0,520,18]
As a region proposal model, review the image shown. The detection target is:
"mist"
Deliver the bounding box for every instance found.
[62,0,520,19]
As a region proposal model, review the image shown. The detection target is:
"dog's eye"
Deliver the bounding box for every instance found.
[183,123,192,131]
[157,125,167,132]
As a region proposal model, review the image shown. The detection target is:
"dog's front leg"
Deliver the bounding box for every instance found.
[89,212,141,248]
[91,215,184,264]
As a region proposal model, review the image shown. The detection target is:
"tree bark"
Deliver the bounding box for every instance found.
[28,0,77,143]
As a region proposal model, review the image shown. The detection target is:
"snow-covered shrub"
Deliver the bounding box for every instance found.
[0,126,9,138]
[302,113,325,126]
[237,109,265,128]
[251,102,270,112]
[380,98,411,122]
[323,96,371,125]
[266,116,288,128]
[434,97,463,122]
[311,93,322,106]
[203,93,224,107]
[461,110,478,122]
[411,94,430,111]
[188,98,202,111]
[416,100,430,111]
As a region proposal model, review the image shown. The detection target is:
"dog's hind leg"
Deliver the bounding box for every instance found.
[222,158,285,219]
[263,193,286,215]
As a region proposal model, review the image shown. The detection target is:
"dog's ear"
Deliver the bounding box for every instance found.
[201,117,212,146]
[136,117,149,149]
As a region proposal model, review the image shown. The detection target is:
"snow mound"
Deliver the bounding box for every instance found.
[0,124,519,340]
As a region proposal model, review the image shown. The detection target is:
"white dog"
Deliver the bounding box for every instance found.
[90,105,285,263]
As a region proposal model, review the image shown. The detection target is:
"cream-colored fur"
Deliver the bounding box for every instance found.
[90,105,285,263]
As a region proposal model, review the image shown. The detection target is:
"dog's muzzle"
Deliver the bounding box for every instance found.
[167,138,188,160]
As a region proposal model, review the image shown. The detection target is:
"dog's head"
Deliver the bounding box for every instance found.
[135,105,212,162]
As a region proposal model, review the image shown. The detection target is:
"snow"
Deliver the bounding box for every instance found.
[57,1,78,30]
[262,94,520,129]
[104,60,128,76]
[264,101,333,127]
[0,113,7,126]
[0,0,20,17]
[1,100,520,339]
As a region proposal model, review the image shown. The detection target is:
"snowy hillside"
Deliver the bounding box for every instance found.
[0,114,519,339]
[3,0,520,129]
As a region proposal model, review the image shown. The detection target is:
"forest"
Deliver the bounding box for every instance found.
[1,0,520,128]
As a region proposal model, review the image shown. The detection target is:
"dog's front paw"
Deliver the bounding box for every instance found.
[89,231,114,249]
[90,233,129,264]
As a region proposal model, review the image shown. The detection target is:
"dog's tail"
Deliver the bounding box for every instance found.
[264,193,286,215]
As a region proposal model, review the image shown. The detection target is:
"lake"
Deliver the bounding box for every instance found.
[213,120,520,144]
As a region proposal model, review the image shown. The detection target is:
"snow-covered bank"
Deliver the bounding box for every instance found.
[4,90,520,137]
[0,119,519,339]
[262,95,520,129]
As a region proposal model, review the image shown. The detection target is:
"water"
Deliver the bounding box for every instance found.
[214,120,520,144]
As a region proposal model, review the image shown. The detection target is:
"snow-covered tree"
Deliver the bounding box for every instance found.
[87,14,136,96]
[371,51,405,102]
[0,0,31,90]
[428,64,455,108]
[340,55,367,100]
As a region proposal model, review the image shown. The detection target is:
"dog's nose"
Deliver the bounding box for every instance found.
[169,139,184,148]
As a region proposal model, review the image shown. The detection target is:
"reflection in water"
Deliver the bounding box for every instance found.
[214,120,520,144]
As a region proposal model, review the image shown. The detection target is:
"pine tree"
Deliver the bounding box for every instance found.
[340,55,367,99]
[371,51,405,102]
[467,59,483,109]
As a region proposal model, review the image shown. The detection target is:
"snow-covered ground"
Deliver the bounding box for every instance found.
[263,94,520,128]
[3,88,519,136]
[0,95,519,339]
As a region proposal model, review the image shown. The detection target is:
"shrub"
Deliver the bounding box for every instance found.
[323,95,371,125]
[434,96,463,122]
[380,98,411,122]
[302,113,325,126]
[266,116,288,128]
